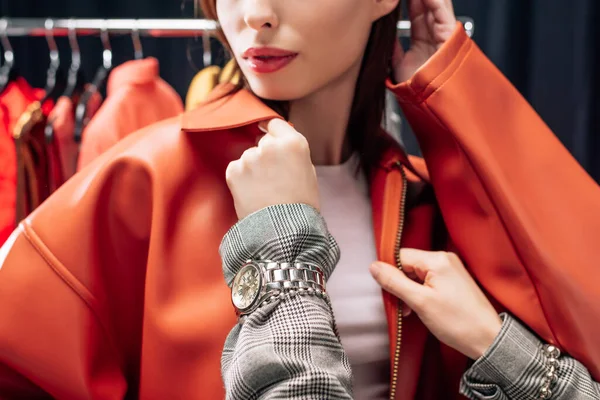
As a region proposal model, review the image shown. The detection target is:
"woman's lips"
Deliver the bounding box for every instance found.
[242,47,298,74]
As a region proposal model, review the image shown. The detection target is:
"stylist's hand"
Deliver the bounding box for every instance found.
[226,119,319,220]
[370,249,503,360]
[393,0,457,82]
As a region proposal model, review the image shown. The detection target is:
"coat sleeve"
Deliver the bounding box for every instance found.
[388,22,600,381]
[0,151,154,399]
[219,204,353,400]
[460,313,600,400]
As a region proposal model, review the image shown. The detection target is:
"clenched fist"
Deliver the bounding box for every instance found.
[226,119,320,220]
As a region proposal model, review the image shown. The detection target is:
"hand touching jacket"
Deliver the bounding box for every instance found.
[219,1,600,399]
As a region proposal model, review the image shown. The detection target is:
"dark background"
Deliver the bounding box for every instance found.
[2,0,599,182]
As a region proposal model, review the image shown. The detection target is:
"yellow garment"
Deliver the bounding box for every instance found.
[219,59,241,85]
[185,60,242,111]
[185,65,222,111]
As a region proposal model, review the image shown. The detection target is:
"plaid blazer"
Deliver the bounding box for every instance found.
[220,204,600,399]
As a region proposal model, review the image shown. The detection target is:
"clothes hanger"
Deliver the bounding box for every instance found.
[62,19,85,100]
[132,23,144,60]
[46,19,84,144]
[0,18,18,94]
[40,19,67,105]
[185,29,221,110]
[74,23,112,144]
[202,29,212,68]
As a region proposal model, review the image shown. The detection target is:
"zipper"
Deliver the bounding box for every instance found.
[388,161,408,400]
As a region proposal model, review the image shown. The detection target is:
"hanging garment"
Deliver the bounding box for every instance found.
[185,60,242,111]
[77,57,183,170]
[185,64,222,111]
[12,100,58,224]
[0,108,12,247]
[219,59,242,86]
[48,93,102,181]
[0,78,45,246]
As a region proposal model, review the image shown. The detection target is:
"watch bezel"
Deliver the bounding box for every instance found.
[231,262,263,313]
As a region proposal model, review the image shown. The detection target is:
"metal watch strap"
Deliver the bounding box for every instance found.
[261,262,327,293]
[233,261,328,319]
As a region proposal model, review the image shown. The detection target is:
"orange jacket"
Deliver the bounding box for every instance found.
[0,24,598,400]
[77,57,183,170]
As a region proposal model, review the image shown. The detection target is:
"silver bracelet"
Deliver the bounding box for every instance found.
[539,344,561,399]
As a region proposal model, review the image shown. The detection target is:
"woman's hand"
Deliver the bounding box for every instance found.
[226,119,319,220]
[370,249,503,360]
[393,0,457,83]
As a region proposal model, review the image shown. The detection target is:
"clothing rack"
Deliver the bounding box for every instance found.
[0,18,475,38]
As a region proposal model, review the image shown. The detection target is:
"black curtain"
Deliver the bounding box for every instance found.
[3,0,599,181]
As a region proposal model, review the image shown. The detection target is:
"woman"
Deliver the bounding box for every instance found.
[0,0,598,399]
[215,0,600,398]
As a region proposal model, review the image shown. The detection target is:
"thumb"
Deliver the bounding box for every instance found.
[369,261,428,312]
[258,118,298,139]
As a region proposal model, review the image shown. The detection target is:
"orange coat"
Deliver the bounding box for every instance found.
[0,24,598,399]
[77,57,184,171]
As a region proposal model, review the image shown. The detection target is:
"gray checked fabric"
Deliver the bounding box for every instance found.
[219,204,352,399]
[220,203,600,400]
[220,203,340,286]
[461,313,600,399]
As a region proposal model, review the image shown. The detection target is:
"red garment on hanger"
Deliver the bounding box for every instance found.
[48,93,102,181]
[0,78,45,246]
[77,57,183,170]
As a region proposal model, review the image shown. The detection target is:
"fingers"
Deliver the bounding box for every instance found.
[226,147,257,183]
[240,146,261,164]
[257,118,310,157]
[399,248,458,280]
[258,118,301,139]
[257,132,274,148]
[369,261,429,312]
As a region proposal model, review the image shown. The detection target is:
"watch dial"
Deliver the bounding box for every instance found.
[232,265,261,310]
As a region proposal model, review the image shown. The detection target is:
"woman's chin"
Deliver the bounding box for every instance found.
[246,80,306,102]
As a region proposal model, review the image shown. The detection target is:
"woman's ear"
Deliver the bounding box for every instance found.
[371,0,401,22]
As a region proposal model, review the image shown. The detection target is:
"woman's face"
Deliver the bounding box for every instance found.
[217,0,398,101]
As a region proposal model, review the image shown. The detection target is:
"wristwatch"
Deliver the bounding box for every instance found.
[231,261,327,317]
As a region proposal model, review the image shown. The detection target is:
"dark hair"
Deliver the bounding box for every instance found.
[199,0,401,177]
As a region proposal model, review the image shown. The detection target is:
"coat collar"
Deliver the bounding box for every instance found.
[181,84,281,132]
[181,83,429,182]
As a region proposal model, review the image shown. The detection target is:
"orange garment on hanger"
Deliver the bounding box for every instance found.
[48,93,102,181]
[0,78,45,246]
[77,57,183,170]
[0,24,599,399]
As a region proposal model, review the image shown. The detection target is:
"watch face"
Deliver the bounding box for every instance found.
[232,264,261,311]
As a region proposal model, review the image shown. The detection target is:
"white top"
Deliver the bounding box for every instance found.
[315,155,390,400]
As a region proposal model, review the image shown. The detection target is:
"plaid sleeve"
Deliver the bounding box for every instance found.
[460,313,600,400]
[219,204,353,400]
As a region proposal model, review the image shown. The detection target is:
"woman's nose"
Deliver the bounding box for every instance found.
[243,0,279,31]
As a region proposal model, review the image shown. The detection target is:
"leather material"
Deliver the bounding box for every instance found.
[0,22,598,399]
[77,58,184,171]
[48,93,103,181]
[386,22,600,396]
